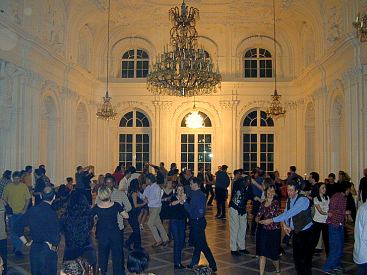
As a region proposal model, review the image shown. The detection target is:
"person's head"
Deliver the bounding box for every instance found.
[263,177,273,189]
[328,173,336,184]
[127,250,150,274]
[25,165,32,173]
[318,183,327,197]
[265,184,276,200]
[287,180,300,199]
[145,173,156,185]
[57,184,69,198]
[289,166,297,173]
[337,181,351,196]
[42,186,56,203]
[185,169,192,177]
[221,165,228,172]
[338,170,345,182]
[159,162,165,169]
[97,174,105,185]
[251,168,259,179]
[233,169,240,180]
[38,167,46,176]
[364,168,367,177]
[129,179,140,194]
[190,177,200,191]
[176,184,184,196]
[170,163,177,170]
[274,170,280,178]
[12,171,21,183]
[2,170,11,180]
[309,172,320,184]
[114,166,122,173]
[66,177,73,184]
[104,175,116,189]
[67,190,89,215]
[39,164,45,170]
[98,185,112,202]
[76,166,83,173]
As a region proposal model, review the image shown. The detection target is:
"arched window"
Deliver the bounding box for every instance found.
[242,110,274,174]
[243,48,272,78]
[179,111,212,173]
[121,49,149,78]
[119,110,151,172]
[180,112,212,127]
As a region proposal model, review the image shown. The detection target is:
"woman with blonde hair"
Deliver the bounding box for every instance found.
[92,186,129,274]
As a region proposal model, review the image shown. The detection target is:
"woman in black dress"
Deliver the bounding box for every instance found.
[92,186,129,275]
[256,185,281,275]
[125,179,147,250]
[62,191,96,267]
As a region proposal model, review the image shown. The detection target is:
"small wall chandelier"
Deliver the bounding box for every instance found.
[353,12,367,42]
[96,0,117,120]
[266,0,286,119]
[147,1,221,97]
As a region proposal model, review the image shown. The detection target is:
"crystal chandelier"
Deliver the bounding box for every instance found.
[353,12,367,42]
[147,1,221,97]
[96,0,117,120]
[266,0,286,119]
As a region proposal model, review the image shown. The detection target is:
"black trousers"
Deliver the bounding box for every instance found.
[0,239,7,275]
[215,188,227,217]
[312,221,329,256]
[98,232,125,275]
[292,226,314,275]
[30,243,57,275]
[190,218,217,269]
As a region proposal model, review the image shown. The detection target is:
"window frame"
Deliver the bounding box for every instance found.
[241,110,275,174]
[118,110,151,172]
[121,49,149,79]
[243,48,273,79]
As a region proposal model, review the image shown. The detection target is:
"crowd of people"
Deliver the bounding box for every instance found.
[0,163,366,275]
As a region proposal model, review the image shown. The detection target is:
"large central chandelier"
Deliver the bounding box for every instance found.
[96,0,117,120]
[266,0,286,119]
[147,1,221,97]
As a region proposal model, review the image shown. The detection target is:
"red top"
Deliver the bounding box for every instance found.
[257,199,281,230]
[112,172,124,185]
[326,192,347,226]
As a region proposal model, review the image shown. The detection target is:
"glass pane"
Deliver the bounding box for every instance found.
[268,134,274,142]
[136,135,142,143]
[127,144,133,152]
[143,144,149,152]
[127,134,132,142]
[136,144,142,152]
[188,144,194,152]
[143,135,149,142]
[181,134,187,143]
[181,144,187,152]
[188,134,194,143]
[188,153,194,162]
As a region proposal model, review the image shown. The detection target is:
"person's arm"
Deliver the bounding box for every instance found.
[314,198,327,215]
[121,193,132,212]
[261,197,309,225]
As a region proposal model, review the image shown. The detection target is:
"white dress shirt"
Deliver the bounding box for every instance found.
[143,182,163,208]
[354,202,367,264]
